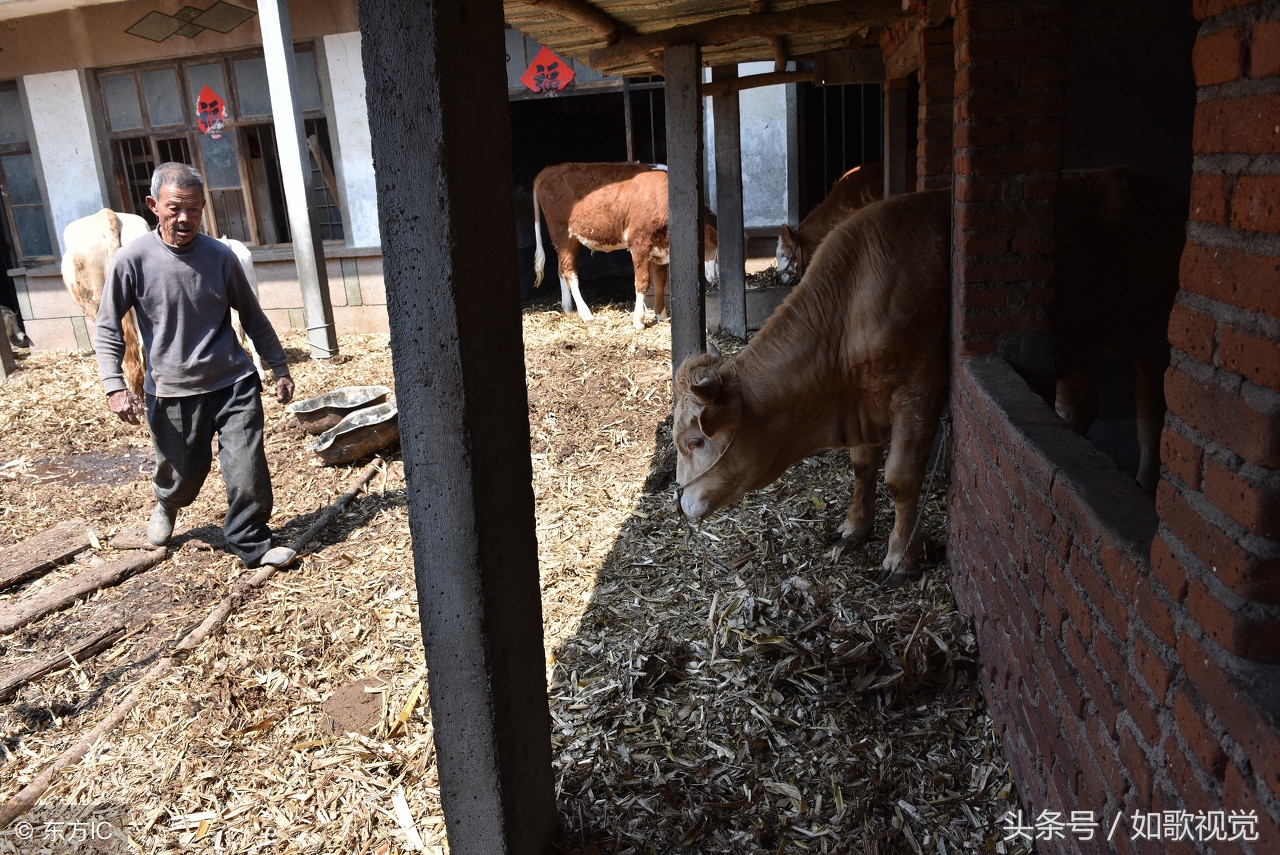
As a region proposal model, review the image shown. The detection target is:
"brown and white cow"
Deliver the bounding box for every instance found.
[532,162,719,330]
[61,209,151,394]
[776,160,883,285]
[674,168,1184,584]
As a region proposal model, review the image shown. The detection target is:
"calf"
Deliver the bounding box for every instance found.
[533,162,718,330]
[674,169,1184,584]
[776,161,883,285]
[61,209,150,394]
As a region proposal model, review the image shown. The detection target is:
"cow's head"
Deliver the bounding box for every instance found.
[672,346,754,521]
[776,224,803,285]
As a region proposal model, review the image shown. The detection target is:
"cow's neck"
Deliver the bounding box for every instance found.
[733,287,871,467]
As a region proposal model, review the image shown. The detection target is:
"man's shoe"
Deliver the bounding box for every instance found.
[147,504,177,546]
[254,546,297,569]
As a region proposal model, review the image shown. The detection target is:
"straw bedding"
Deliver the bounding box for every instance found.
[0,298,1023,854]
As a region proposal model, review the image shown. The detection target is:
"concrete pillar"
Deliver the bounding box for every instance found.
[665,43,707,379]
[319,32,381,249]
[883,78,910,197]
[358,1,556,852]
[23,70,108,254]
[711,64,746,340]
[259,0,339,360]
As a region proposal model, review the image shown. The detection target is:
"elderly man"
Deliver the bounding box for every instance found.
[96,162,297,569]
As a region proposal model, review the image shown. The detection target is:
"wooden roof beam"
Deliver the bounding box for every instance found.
[587,0,910,75]
[524,0,631,45]
[701,68,812,98]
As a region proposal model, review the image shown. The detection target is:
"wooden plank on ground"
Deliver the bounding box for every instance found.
[0,519,92,591]
[0,548,165,635]
[0,623,127,702]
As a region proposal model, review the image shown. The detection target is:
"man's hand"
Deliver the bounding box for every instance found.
[275,375,295,405]
[107,389,143,425]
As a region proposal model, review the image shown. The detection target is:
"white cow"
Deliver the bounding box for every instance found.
[61,210,266,394]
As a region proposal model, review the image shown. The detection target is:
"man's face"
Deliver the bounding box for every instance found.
[147,183,205,247]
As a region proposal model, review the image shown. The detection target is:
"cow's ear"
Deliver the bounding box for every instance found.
[780,224,796,244]
[707,340,721,360]
[698,392,741,439]
[689,373,720,405]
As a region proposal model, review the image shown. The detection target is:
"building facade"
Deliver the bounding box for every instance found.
[0,0,381,352]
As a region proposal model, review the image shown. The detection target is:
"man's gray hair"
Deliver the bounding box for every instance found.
[150,162,205,198]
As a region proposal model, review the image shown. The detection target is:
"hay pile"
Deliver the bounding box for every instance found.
[0,299,1023,853]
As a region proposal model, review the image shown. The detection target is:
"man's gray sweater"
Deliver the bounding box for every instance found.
[96,231,289,397]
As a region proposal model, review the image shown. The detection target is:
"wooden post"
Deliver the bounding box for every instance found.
[0,328,14,379]
[665,43,707,382]
[259,0,339,360]
[623,76,635,162]
[358,1,556,852]
[883,78,910,197]
[712,64,746,340]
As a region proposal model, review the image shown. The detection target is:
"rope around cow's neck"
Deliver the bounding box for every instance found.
[673,361,741,505]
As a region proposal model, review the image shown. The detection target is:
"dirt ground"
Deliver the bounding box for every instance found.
[0,287,1024,854]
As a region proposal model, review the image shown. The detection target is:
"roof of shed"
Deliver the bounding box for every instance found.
[503,0,920,78]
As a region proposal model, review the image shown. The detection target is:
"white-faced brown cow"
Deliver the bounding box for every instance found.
[61,209,151,394]
[776,160,883,285]
[674,168,1184,584]
[533,162,719,330]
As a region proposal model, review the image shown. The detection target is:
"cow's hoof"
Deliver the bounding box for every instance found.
[877,551,920,587]
[835,521,871,546]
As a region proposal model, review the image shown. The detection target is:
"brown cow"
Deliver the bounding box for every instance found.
[1050,168,1186,492]
[674,168,1184,584]
[776,161,883,285]
[533,162,719,330]
[61,209,150,394]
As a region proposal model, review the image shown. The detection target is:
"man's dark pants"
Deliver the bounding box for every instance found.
[145,374,273,566]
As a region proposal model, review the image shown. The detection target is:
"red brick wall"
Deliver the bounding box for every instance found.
[951,0,1064,364]
[917,24,955,190]
[947,0,1280,850]
[1153,0,1280,840]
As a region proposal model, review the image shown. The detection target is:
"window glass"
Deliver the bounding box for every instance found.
[233,57,272,118]
[199,132,241,189]
[103,74,143,131]
[0,89,28,144]
[2,153,41,204]
[97,49,342,249]
[13,206,52,257]
[296,50,322,112]
[187,63,231,123]
[141,68,184,126]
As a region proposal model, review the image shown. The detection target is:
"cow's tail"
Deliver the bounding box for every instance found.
[100,210,145,394]
[121,309,146,395]
[532,185,546,288]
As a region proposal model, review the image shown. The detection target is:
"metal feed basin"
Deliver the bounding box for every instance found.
[309,402,400,464]
[287,385,392,434]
